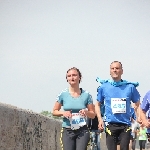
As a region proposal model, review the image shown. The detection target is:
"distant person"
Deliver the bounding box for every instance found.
[129,108,139,150]
[95,61,140,150]
[147,128,150,142]
[52,67,95,150]
[130,121,139,150]
[137,124,147,150]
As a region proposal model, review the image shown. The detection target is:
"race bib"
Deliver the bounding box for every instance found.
[111,98,126,114]
[69,113,86,130]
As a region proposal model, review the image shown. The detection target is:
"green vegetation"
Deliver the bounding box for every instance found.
[40,110,63,121]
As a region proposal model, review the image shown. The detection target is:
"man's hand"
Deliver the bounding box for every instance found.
[98,119,104,131]
[137,117,142,124]
[142,119,150,128]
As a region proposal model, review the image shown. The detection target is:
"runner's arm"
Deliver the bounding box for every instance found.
[52,102,64,116]
[79,94,95,119]
[140,92,150,124]
[133,101,140,122]
[95,101,103,122]
[82,94,95,119]
[131,85,141,122]
[85,104,95,119]
[140,108,147,123]
[95,86,104,122]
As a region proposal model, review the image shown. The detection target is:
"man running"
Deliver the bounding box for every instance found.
[139,90,150,144]
[95,61,140,150]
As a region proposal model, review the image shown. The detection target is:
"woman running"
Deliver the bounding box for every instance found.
[52,67,95,150]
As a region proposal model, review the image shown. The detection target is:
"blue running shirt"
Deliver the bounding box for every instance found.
[97,82,140,125]
[141,90,150,118]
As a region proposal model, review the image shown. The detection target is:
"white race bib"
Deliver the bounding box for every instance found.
[111,98,126,114]
[69,113,86,130]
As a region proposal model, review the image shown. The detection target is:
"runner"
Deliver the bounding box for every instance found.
[139,90,150,147]
[137,124,147,150]
[52,67,95,150]
[140,90,150,127]
[95,61,140,150]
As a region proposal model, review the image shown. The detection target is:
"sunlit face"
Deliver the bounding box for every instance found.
[66,69,80,85]
[110,62,123,81]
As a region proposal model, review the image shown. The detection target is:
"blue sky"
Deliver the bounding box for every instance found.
[0,0,150,113]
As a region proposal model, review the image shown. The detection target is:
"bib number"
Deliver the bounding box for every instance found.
[69,113,86,130]
[111,98,126,114]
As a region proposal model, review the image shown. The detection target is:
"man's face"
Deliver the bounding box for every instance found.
[110,62,123,81]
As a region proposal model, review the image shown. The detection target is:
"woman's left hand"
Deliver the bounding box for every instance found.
[79,109,88,117]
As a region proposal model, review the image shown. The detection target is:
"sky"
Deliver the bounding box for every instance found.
[0,0,150,113]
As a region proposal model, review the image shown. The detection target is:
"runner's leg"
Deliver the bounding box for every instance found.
[132,139,136,150]
[119,126,131,150]
[76,126,90,150]
[106,124,118,150]
[139,140,142,150]
[60,128,76,150]
[141,140,146,150]
[97,131,101,150]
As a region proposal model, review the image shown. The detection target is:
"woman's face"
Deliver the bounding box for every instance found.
[66,69,80,86]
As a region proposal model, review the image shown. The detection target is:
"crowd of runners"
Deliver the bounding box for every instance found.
[52,61,150,150]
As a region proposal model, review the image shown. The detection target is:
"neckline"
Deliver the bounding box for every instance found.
[68,88,82,99]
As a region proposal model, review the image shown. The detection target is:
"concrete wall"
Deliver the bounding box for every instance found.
[0,102,62,150]
[0,102,107,150]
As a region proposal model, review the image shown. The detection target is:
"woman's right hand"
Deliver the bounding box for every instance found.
[63,111,72,118]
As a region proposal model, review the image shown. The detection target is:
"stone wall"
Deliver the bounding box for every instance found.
[0,102,107,150]
[0,102,62,150]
